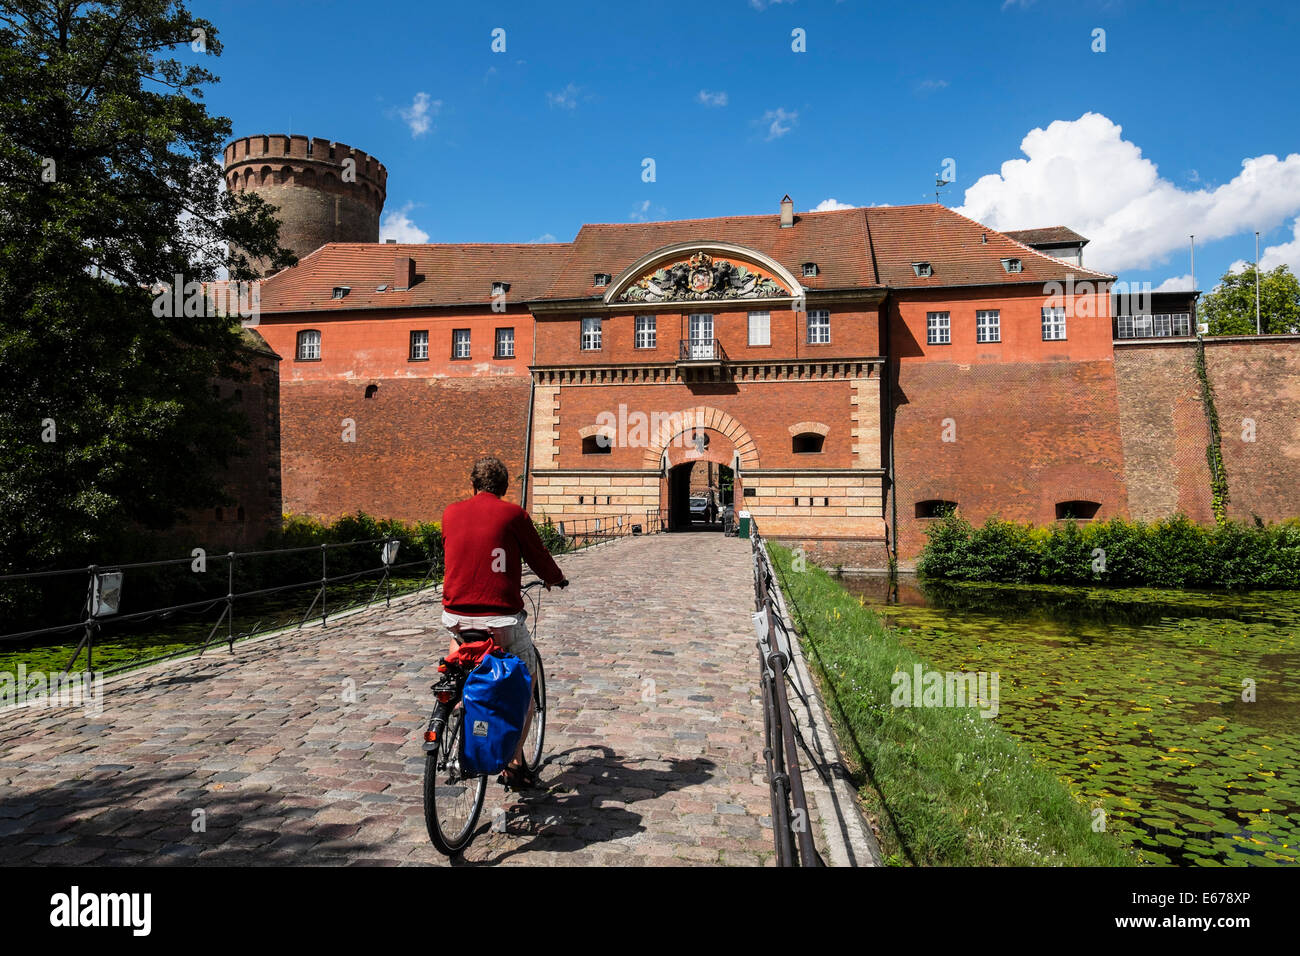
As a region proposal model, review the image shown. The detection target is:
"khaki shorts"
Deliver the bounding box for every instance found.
[441,610,539,683]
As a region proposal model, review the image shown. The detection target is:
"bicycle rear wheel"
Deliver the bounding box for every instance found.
[424,708,486,855]
[523,654,546,773]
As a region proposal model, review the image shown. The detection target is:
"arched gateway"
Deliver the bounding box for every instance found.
[525,231,889,564]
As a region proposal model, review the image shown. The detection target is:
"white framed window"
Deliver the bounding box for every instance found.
[807,309,830,344]
[296,329,321,360]
[495,327,515,358]
[581,316,602,351]
[926,311,951,345]
[452,328,471,359]
[1170,313,1191,336]
[1117,314,1135,338]
[635,315,656,349]
[748,311,771,346]
[1042,306,1067,341]
[976,310,1000,343]
[409,330,429,360]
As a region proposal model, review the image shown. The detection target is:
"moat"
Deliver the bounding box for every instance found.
[839,575,1300,866]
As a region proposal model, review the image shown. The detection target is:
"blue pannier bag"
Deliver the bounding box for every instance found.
[460,651,532,775]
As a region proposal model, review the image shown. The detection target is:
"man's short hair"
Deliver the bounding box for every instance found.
[471,456,509,496]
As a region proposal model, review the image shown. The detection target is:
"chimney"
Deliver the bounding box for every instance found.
[780,195,794,228]
[393,255,415,291]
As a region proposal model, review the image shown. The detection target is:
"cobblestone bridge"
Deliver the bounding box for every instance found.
[0,533,877,866]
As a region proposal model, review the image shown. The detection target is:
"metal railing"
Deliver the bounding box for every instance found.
[1,512,666,679]
[748,515,822,866]
[677,338,727,362]
[0,536,440,676]
[546,510,666,551]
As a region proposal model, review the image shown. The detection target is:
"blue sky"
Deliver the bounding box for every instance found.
[194,0,1300,293]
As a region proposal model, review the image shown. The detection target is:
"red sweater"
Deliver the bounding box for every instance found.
[441,492,564,615]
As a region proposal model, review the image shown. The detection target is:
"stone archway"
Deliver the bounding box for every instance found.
[642,405,760,470]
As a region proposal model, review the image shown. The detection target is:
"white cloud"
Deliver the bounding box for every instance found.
[761,107,798,141]
[698,89,728,107]
[749,0,795,9]
[529,232,558,244]
[1256,216,1300,273]
[380,203,429,244]
[813,198,855,211]
[399,92,440,138]
[1153,274,1194,292]
[547,83,580,110]
[955,112,1300,273]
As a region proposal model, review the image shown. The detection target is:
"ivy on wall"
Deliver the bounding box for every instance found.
[1194,338,1231,526]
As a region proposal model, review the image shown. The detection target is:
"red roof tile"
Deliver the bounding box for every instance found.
[1002,226,1090,246]
[259,242,573,314]
[258,204,1113,314]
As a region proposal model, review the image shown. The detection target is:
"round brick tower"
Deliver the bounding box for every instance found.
[223,134,387,275]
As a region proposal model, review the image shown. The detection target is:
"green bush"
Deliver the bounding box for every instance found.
[919,510,1300,590]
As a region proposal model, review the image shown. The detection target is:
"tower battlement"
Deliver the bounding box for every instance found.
[222,134,387,274]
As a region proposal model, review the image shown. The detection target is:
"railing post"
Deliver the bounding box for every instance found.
[319,544,328,626]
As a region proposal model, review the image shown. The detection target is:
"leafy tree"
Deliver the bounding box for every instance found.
[0,0,294,572]
[1200,264,1300,335]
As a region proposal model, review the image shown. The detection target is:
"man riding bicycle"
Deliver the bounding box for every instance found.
[440,456,567,790]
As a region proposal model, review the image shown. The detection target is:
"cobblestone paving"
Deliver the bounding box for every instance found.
[0,534,780,866]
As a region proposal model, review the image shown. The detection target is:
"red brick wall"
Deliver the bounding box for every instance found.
[1206,338,1300,523]
[1113,336,1300,527]
[280,375,532,523]
[552,379,855,470]
[171,340,283,552]
[256,306,533,382]
[1112,342,1215,524]
[890,285,1114,365]
[535,304,881,367]
[891,359,1130,560]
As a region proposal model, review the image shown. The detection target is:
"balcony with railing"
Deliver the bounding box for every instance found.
[677,337,727,366]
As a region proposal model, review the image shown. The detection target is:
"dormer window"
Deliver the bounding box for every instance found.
[912,262,933,278]
[593,273,611,288]
[492,281,510,296]
[331,286,350,299]
[1001,258,1023,274]
[375,284,388,292]
[802,262,819,278]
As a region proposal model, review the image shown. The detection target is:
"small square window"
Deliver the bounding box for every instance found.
[807,309,830,344]
[802,262,819,278]
[912,262,933,278]
[926,311,951,345]
[331,286,350,299]
[409,330,429,360]
[593,273,611,288]
[452,328,471,359]
[635,315,656,349]
[1001,258,1023,274]
[495,327,515,358]
[581,317,602,350]
[491,281,510,296]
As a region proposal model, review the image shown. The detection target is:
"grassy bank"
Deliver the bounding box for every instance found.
[768,543,1133,866]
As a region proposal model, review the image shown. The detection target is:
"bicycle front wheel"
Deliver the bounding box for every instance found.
[523,655,546,773]
[424,708,487,856]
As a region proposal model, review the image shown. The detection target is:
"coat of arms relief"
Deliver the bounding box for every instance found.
[619,252,787,303]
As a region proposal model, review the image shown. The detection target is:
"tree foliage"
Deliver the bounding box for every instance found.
[1201,263,1300,336]
[0,0,294,571]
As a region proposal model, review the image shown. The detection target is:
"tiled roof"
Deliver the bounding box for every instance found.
[538,209,878,300]
[259,242,573,313]
[258,204,1113,314]
[1002,226,1090,247]
[867,206,1112,287]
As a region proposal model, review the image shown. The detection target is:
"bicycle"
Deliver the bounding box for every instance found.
[422,578,560,856]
